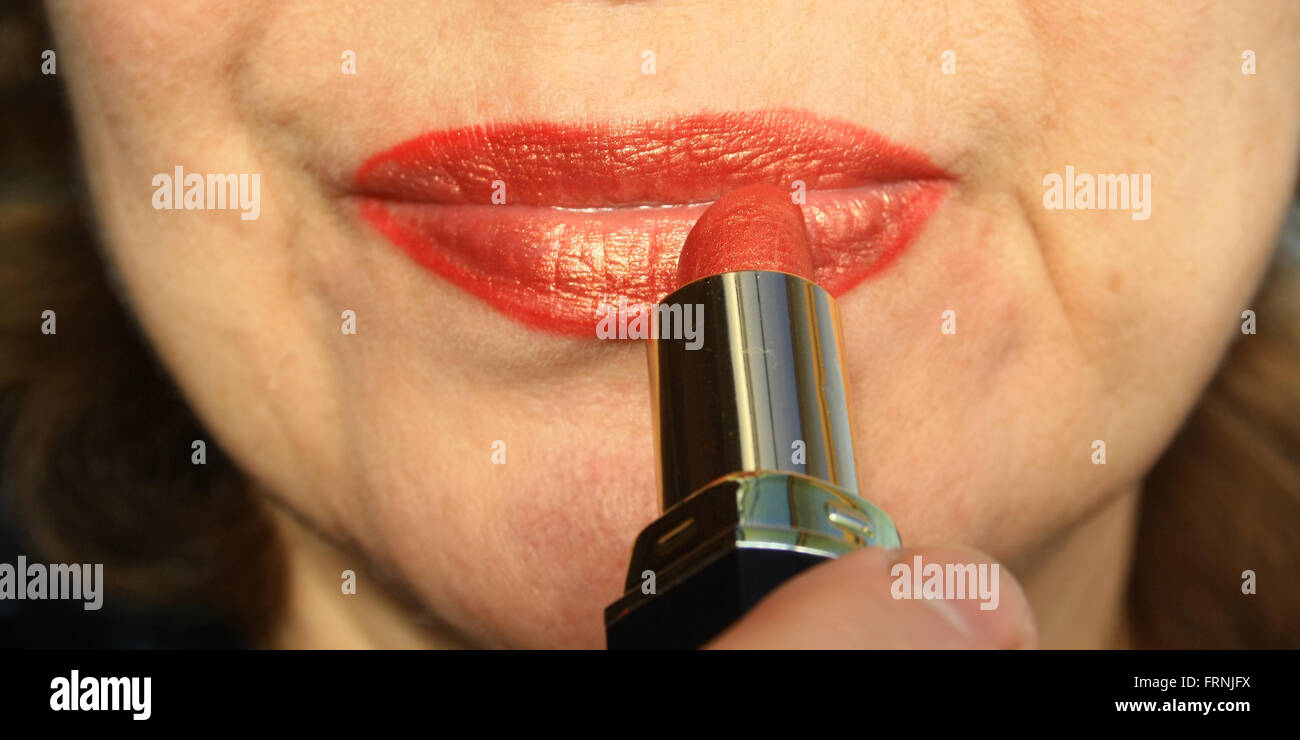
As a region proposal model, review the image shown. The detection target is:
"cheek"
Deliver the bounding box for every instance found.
[362,391,660,648]
[314,311,661,647]
[842,207,1033,538]
[55,2,248,123]
[834,192,1154,559]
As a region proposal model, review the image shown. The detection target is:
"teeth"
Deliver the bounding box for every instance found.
[550,201,715,213]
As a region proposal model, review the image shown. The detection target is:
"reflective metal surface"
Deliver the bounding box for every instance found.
[607,269,904,647]
[617,471,902,592]
[651,271,860,510]
[734,471,902,554]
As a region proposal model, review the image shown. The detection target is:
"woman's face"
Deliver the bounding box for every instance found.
[45,1,1300,647]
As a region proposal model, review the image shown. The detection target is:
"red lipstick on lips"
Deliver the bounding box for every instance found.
[605,183,902,649]
[353,109,951,335]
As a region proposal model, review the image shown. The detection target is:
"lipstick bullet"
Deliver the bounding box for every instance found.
[604,184,902,649]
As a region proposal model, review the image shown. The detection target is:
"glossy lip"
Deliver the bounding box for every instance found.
[353,109,953,335]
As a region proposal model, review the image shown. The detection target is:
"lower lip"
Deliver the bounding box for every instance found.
[358,180,948,335]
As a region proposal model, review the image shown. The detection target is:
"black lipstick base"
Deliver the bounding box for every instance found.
[604,471,900,649]
[606,547,826,649]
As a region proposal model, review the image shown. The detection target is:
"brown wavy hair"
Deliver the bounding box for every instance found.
[2,1,1296,647]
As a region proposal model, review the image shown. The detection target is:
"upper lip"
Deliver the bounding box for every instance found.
[354,109,948,208]
[351,109,953,335]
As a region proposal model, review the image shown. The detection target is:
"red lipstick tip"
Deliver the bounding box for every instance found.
[675,183,815,289]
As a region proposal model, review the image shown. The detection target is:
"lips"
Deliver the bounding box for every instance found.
[353,109,951,335]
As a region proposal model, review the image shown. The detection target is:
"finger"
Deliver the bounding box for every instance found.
[706,545,1037,649]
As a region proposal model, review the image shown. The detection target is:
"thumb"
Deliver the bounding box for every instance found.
[706,545,1037,649]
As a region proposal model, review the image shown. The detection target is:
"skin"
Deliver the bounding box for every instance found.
[44,1,1300,648]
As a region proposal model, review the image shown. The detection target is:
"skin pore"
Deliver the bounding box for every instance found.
[43,1,1300,648]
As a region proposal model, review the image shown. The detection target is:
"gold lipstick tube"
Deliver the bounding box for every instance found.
[605,270,901,649]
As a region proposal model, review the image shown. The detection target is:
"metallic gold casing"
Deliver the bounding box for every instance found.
[650,271,862,509]
[605,271,901,648]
